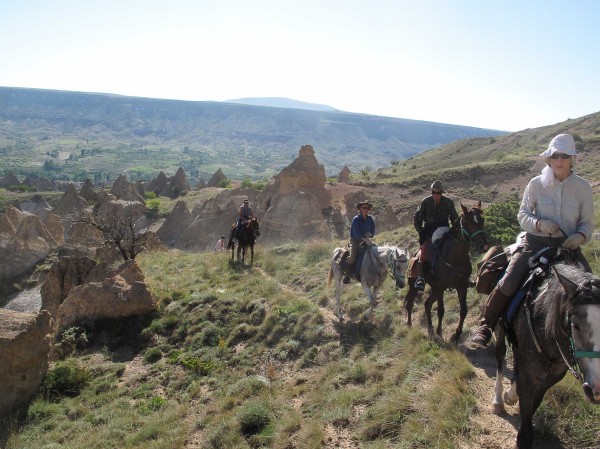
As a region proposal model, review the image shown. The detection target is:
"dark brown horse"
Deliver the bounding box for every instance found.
[492,261,600,449]
[404,202,488,343]
[227,217,260,263]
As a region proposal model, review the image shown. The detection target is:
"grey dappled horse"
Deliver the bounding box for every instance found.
[491,262,600,449]
[328,245,409,321]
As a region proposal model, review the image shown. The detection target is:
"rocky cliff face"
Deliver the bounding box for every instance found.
[0,309,53,419]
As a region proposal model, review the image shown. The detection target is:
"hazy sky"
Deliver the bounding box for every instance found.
[1,0,599,131]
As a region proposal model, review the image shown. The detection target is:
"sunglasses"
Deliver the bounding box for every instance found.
[432,190,443,195]
[550,153,572,160]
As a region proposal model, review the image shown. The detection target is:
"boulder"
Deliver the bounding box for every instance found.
[0,309,53,419]
[55,261,156,331]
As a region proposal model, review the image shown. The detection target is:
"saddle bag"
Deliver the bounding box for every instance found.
[475,245,509,295]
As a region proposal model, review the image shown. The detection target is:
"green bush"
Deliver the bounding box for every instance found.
[237,400,272,435]
[41,360,91,400]
[143,347,162,364]
[484,200,521,245]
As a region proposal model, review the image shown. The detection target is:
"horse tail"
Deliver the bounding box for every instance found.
[327,266,333,287]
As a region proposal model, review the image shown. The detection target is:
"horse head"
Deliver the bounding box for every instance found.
[249,217,260,237]
[553,265,600,405]
[459,201,488,251]
[391,247,409,289]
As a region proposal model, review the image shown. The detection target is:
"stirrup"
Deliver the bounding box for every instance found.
[470,326,492,348]
[414,277,425,291]
[342,275,351,284]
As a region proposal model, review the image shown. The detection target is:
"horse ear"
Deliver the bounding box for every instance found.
[460,202,468,214]
[477,200,482,209]
[553,265,579,298]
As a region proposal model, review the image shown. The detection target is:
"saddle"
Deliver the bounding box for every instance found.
[335,243,368,281]
[504,246,578,324]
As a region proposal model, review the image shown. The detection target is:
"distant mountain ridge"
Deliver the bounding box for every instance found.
[225,97,338,112]
[0,86,506,182]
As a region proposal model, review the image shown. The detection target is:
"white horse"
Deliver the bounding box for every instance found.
[328,245,409,321]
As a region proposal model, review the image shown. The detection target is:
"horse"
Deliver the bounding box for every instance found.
[404,202,488,343]
[227,217,260,263]
[491,260,600,449]
[328,245,409,322]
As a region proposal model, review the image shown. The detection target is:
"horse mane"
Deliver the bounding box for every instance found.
[538,264,600,339]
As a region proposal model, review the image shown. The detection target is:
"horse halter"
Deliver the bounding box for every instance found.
[387,248,407,283]
[556,296,600,381]
[460,211,486,245]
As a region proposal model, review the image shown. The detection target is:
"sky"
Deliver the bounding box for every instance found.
[1,0,599,132]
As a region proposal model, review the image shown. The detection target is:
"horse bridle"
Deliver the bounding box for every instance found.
[387,248,407,283]
[460,213,485,245]
[556,308,600,382]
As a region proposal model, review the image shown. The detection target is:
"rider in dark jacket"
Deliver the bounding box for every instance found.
[413,181,458,290]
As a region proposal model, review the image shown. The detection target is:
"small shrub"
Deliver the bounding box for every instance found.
[238,400,272,435]
[54,327,88,358]
[143,347,162,364]
[41,360,91,400]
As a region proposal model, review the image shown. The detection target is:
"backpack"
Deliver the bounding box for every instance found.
[475,245,509,295]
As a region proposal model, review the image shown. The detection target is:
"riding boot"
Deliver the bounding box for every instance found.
[414,261,429,291]
[471,287,512,347]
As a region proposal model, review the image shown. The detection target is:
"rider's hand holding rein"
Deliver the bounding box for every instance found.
[536,219,560,235]
[562,232,586,250]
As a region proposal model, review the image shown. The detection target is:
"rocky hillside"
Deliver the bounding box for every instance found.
[0,86,505,183]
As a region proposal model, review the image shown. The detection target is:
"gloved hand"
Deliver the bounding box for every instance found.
[537,219,560,235]
[562,233,585,250]
[364,233,372,238]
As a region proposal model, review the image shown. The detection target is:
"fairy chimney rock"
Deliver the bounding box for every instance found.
[338,165,351,183]
[79,179,99,204]
[148,171,168,195]
[51,184,89,218]
[196,178,206,189]
[168,167,190,198]
[207,168,227,188]
[0,172,21,189]
[157,200,193,246]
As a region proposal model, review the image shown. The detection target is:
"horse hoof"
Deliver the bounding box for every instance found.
[503,391,518,406]
[492,402,506,414]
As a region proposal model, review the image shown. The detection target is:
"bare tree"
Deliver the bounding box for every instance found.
[80,202,147,261]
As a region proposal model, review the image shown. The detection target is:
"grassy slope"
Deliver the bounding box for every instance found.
[5,230,600,448]
[4,114,600,448]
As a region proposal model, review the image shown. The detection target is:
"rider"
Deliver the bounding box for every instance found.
[470,133,594,347]
[236,198,254,236]
[344,200,376,283]
[413,180,459,291]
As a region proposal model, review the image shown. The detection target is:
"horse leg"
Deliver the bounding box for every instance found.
[432,288,445,340]
[404,285,417,327]
[362,284,378,320]
[450,286,468,344]
[516,385,546,449]
[492,326,507,414]
[335,279,344,322]
[504,342,519,406]
[423,292,436,339]
[250,243,254,264]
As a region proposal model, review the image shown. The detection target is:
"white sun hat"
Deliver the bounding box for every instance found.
[539,133,578,187]
[539,133,578,164]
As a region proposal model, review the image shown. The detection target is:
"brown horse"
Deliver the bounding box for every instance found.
[227,217,260,263]
[404,202,488,343]
[492,262,600,448]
